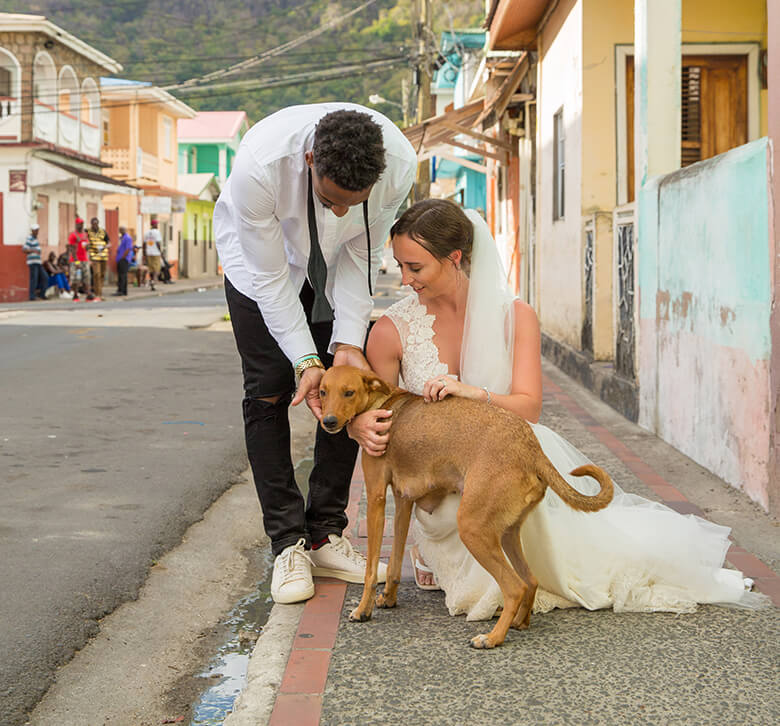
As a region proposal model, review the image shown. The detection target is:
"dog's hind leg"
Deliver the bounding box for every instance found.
[457,489,527,649]
[502,521,537,630]
[349,460,387,623]
[377,492,413,609]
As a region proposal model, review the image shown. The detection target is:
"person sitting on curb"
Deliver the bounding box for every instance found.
[43,251,72,298]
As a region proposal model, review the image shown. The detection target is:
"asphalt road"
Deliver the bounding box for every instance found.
[0,288,248,724]
[0,275,407,724]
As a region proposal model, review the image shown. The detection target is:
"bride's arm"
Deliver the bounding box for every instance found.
[492,300,542,422]
[426,300,542,422]
[346,315,401,456]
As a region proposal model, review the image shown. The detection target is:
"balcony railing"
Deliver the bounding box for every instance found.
[102,146,131,179]
[102,146,159,183]
[0,96,20,142]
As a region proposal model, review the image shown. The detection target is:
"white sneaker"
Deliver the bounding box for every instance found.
[310,534,387,584]
[271,538,315,604]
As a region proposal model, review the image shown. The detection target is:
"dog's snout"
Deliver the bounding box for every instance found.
[322,414,338,430]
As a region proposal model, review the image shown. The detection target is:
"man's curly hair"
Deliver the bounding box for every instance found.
[312,110,387,191]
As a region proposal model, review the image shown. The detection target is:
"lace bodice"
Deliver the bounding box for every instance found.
[384,294,449,394]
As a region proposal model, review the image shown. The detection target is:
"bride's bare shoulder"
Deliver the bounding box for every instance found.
[367,315,403,358]
[513,299,540,323]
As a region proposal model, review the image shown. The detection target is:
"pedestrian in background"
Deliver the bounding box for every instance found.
[87,217,110,300]
[143,219,163,291]
[114,225,134,296]
[68,217,92,302]
[22,223,47,301]
[43,252,71,298]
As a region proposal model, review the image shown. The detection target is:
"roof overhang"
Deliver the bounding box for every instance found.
[404,52,531,164]
[101,85,197,119]
[0,13,122,73]
[28,155,139,195]
[484,0,552,50]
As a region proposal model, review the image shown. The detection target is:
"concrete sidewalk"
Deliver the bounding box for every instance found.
[225,359,780,726]
[0,275,224,312]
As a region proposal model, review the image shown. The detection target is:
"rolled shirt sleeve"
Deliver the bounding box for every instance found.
[229,149,317,364]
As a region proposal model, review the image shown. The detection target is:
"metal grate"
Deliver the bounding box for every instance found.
[615,220,635,380]
[581,227,594,355]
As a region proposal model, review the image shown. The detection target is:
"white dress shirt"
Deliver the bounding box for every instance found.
[215,102,417,365]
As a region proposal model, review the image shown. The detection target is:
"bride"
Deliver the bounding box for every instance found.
[348,198,763,620]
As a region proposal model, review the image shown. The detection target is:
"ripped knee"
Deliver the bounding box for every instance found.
[256,395,282,404]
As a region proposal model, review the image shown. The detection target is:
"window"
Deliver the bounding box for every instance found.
[553,108,565,221]
[163,117,172,159]
[0,67,10,98]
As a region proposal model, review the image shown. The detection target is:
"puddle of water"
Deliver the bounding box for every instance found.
[189,457,314,724]
[189,549,274,725]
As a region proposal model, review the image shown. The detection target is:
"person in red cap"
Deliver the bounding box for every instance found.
[143,218,163,291]
[67,217,92,301]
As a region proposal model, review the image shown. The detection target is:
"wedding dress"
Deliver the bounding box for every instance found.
[380,210,761,622]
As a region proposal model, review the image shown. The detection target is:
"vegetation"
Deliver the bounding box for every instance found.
[11,0,482,124]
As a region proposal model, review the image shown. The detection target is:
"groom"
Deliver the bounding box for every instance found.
[215,103,417,604]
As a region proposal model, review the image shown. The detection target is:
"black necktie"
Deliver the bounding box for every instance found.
[307,168,334,323]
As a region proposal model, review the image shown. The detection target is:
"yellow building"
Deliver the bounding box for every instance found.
[100,78,196,278]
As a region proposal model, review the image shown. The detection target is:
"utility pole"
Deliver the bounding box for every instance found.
[413,0,433,201]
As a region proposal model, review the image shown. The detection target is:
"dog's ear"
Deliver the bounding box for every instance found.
[362,371,393,396]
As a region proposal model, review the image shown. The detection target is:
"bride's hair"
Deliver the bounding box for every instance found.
[390,199,473,274]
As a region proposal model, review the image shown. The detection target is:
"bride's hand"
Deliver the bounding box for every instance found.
[346,409,393,456]
[424,375,480,403]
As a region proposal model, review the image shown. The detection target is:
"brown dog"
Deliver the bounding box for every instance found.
[319,365,613,649]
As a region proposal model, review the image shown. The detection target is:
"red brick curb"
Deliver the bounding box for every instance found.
[542,374,780,605]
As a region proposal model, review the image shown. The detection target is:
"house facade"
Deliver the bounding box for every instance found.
[176,111,247,277]
[100,78,197,279]
[177,111,248,187]
[177,172,220,279]
[403,0,778,514]
[0,12,133,302]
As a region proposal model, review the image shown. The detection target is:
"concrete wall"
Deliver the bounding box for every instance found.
[536,0,583,347]
[638,138,774,512]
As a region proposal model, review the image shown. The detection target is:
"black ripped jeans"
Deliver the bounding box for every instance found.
[224,277,359,556]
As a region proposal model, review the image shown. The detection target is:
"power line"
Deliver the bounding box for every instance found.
[164,0,381,91]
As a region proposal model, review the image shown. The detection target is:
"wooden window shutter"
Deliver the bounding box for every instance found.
[681,66,702,166]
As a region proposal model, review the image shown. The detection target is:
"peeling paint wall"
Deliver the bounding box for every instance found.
[638,138,774,511]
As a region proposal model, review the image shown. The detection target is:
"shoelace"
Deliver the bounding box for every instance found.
[279,539,312,584]
[331,537,366,566]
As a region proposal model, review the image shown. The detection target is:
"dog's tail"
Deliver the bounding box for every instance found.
[543,462,614,512]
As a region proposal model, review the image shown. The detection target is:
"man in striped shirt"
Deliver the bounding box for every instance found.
[22,223,47,301]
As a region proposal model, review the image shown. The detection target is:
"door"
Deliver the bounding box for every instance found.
[626,54,748,201]
[59,201,75,251]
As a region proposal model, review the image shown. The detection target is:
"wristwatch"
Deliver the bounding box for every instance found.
[295,356,325,379]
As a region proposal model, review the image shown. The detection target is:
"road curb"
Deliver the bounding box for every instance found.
[224,602,305,725]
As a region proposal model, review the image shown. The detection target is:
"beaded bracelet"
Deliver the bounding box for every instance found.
[482,386,492,405]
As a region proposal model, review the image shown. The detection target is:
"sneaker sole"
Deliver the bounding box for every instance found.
[311,566,387,584]
[271,582,315,604]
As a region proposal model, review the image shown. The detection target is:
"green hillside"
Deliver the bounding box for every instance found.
[10,0,483,124]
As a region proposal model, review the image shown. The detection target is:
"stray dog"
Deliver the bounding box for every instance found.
[319,366,613,649]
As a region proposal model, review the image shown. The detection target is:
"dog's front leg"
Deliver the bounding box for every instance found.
[349,462,387,623]
[377,493,413,609]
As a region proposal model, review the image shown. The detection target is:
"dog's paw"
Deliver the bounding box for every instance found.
[349,608,372,622]
[376,592,397,609]
[469,633,498,649]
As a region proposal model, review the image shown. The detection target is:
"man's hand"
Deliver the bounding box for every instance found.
[291,366,325,420]
[333,343,370,370]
